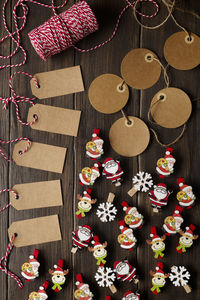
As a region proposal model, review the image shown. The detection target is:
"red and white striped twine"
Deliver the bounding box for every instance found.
[0,137,31,162]
[0,189,18,212]
[0,234,23,289]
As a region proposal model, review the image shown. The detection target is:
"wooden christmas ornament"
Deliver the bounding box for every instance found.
[95,267,117,294]
[79,162,101,186]
[169,266,191,293]
[150,262,169,295]
[146,227,166,259]
[148,183,173,213]
[76,189,97,219]
[28,281,49,300]
[163,205,184,236]
[114,259,139,284]
[102,158,124,186]
[71,225,93,254]
[86,129,104,160]
[49,259,69,293]
[176,178,196,209]
[96,193,117,222]
[74,273,93,300]
[118,221,137,250]
[128,171,153,197]
[122,291,141,300]
[88,235,107,266]
[176,225,199,254]
[21,249,40,281]
[121,201,144,230]
[156,148,176,178]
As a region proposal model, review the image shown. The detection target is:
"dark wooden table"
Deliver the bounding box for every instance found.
[0,0,200,299]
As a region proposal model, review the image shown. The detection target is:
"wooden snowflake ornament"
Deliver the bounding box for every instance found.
[176,178,196,209]
[28,281,49,300]
[21,249,40,281]
[86,129,104,160]
[128,171,153,197]
[102,157,124,186]
[150,262,169,295]
[163,205,184,236]
[169,266,191,293]
[95,267,117,294]
[118,220,137,250]
[49,260,69,293]
[176,224,198,254]
[122,291,141,300]
[76,189,97,218]
[121,201,144,229]
[88,235,108,266]
[156,147,176,178]
[114,259,139,284]
[71,225,93,254]
[146,227,166,259]
[79,163,101,186]
[74,273,93,300]
[148,183,173,213]
[96,193,117,222]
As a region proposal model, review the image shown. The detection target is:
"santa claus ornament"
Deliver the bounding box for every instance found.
[88,235,107,266]
[122,291,141,300]
[150,262,169,295]
[96,193,117,222]
[146,227,166,259]
[156,148,176,178]
[121,201,144,230]
[114,259,139,284]
[79,162,101,186]
[95,267,117,294]
[169,266,191,293]
[148,183,173,213]
[163,205,184,236]
[102,158,124,186]
[118,220,137,251]
[176,178,196,209]
[86,129,104,160]
[128,171,153,197]
[76,189,97,219]
[71,225,93,254]
[74,273,93,300]
[49,259,69,293]
[21,249,40,281]
[176,224,199,254]
[28,281,49,300]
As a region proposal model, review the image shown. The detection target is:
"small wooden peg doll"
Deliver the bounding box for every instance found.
[128,171,153,197]
[118,220,137,250]
[28,281,49,300]
[86,129,104,160]
[148,183,173,213]
[163,205,184,236]
[176,178,196,209]
[122,291,141,300]
[121,201,144,230]
[156,147,176,178]
[88,236,107,266]
[114,259,139,284]
[176,224,198,254]
[74,273,93,300]
[49,260,69,293]
[150,262,169,295]
[146,227,166,259]
[96,193,117,222]
[79,163,101,186]
[76,189,97,218]
[102,157,124,186]
[169,266,191,293]
[21,249,40,281]
[71,225,93,254]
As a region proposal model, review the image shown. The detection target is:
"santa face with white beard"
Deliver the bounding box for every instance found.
[125,295,139,300]
[154,187,167,200]
[104,160,118,175]
[78,228,91,241]
[116,262,130,275]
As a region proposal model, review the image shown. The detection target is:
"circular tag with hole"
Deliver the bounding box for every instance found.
[164,32,200,70]
[88,74,129,114]
[121,48,162,90]
[151,87,192,128]
[109,116,150,157]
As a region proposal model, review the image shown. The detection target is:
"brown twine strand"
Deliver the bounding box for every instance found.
[121,109,132,124]
[153,57,169,87]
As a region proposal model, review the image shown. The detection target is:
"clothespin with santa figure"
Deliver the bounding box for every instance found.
[150,262,169,295]
[118,220,137,251]
[79,162,101,186]
[28,280,49,300]
[176,178,196,209]
[49,260,69,293]
[74,273,94,299]
[76,189,97,219]
[21,249,40,281]
[148,183,173,213]
[122,291,141,300]
[86,129,104,160]
[88,235,108,267]
[176,224,198,254]
[114,259,139,284]
[156,147,176,178]
[163,205,184,236]
[71,225,93,254]
[121,201,144,230]
[102,157,124,187]
[146,227,166,259]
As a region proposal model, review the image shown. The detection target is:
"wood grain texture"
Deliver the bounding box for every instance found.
[0,0,199,299]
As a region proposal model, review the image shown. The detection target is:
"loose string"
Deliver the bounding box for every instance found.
[0,137,31,162]
[121,109,132,124]
[153,57,169,88]
[0,189,18,212]
[0,234,23,289]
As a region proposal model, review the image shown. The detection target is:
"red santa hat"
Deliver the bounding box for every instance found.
[185,225,195,237]
[92,129,103,143]
[177,178,192,192]
[119,220,132,235]
[122,291,136,299]
[81,225,91,233]
[38,281,49,299]
[91,163,100,175]
[76,273,88,291]
[165,147,175,162]
[91,235,103,249]
[155,183,167,190]
[155,262,165,277]
[102,157,115,167]
[113,260,122,270]
[83,188,92,200]
[53,259,64,274]
[150,227,161,242]
[172,205,183,220]
[121,201,137,215]
[29,249,40,266]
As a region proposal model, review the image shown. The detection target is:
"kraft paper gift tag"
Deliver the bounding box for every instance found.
[30,66,84,99]
[8,215,62,247]
[13,141,67,173]
[9,180,63,210]
[28,104,81,136]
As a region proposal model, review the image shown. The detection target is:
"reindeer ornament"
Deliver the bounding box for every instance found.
[150,262,169,295]
[176,224,198,254]
[76,189,97,218]
[146,227,166,259]
[49,260,69,293]
[88,235,107,266]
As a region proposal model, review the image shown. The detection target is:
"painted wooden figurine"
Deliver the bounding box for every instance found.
[176,178,196,209]
[21,249,40,281]
[102,157,124,186]
[114,259,139,284]
[49,260,69,293]
[118,220,137,250]
[28,281,49,300]
[150,262,169,295]
[169,266,191,293]
[71,225,93,254]
[146,227,166,259]
[88,235,108,266]
[76,189,97,218]
[128,171,153,197]
[86,129,104,160]
[74,273,93,300]
[156,147,176,178]
[163,205,184,236]
[121,201,144,230]
[148,183,172,213]
[79,163,101,186]
[122,291,141,300]
[176,225,198,254]
[96,193,117,222]
[95,267,117,294]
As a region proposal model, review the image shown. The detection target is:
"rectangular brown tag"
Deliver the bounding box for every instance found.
[30,66,84,99]
[8,215,62,247]
[27,104,81,136]
[10,180,63,210]
[13,141,67,173]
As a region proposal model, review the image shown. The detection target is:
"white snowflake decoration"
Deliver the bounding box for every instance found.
[95,267,116,287]
[132,171,153,192]
[96,202,117,222]
[169,266,190,287]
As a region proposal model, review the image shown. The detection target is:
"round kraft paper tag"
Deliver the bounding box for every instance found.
[109,116,150,157]
[88,74,129,114]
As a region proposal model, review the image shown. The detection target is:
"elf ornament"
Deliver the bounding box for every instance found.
[176,178,196,209]
[118,220,137,250]
[121,201,144,229]
[79,163,101,186]
[176,225,198,254]
[128,171,153,197]
[156,148,176,178]
[74,273,93,300]
[88,235,108,266]
[76,189,97,218]
[150,262,169,295]
[114,259,139,284]
[148,183,172,213]
[28,281,49,300]
[169,266,191,293]
[49,260,69,293]
[102,157,124,186]
[95,267,117,294]
[122,291,141,300]
[96,193,117,222]
[146,227,166,259]
[21,249,40,281]
[86,129,104,160]
[71,225,93,254]
[163,205,184,236]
